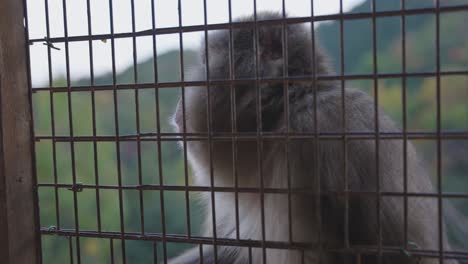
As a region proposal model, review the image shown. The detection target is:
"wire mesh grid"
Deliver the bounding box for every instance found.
[23,0,468,263]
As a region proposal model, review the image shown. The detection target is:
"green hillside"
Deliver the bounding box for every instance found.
[33,1,468,262]
[317,0,468,74]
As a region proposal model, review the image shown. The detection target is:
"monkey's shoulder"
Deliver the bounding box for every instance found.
[290,88,397,133]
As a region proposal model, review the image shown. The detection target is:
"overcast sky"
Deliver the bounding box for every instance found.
[26,0,364,86]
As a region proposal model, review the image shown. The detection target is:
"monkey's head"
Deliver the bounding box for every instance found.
[172,12,332,135]
[203,12,329,80]
[171,12,334,185]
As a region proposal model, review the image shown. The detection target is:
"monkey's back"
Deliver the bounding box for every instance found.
[286,87,448,263]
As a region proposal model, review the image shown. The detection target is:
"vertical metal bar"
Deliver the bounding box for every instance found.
[150,0,168,261]
[177,0,192,239]
[356,253,362,264]
[85,0,102,233]
[153,241,158,264]
[339,0,350,250]
[227,0,241,242]
[69,237,74,264]
[401,0,409,251]
[434,0,444,263]
[107,0,126,262]
[199,244,204,264]
[129,0,146,236]
[61,0,81,262]
[110,239,115,264]
[202,0,218,262]
[42,0,61,232]
[281,0,293,245]
[370,0,382,263]
[310,1,323,261]
[0,0,41,262]
[252,2,267,263]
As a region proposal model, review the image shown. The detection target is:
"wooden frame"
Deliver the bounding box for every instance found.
[0,0,40,263]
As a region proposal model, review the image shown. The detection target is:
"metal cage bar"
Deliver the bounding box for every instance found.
[18,0,468,263]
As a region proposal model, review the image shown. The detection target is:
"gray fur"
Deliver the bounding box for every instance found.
[170,12,459,264]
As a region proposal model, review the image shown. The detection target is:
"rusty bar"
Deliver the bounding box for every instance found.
[37,227,468,258]
[199,244,204,264]
[42,0,61,233]
[252,2,268,263]
[149,0,168,261]
[227,0,241,242]
[107,0,127,262]
[202,0,219,262]
[85,0,102,233]
[32,183,468,199]
[153,241,158,263]
[26,4,468,44]
[29,70,468,92]
[61,0,82,261]
[110,239,115,264]
[69,236,74,264]
[401,0,409,253]
[435,0,444,263]
[129,0,146,237]
[370,0,382,262]
[177,0,192,240]
[338,0,350,251]
[310,0,323,261]
[282,0,293,245]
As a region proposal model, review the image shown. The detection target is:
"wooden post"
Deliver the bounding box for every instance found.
[0,0,41,263]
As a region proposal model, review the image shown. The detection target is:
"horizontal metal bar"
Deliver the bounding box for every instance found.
[28,4,468,44]
[31,71,468,93]
[34,131,468,142]
[39,229,468,260]
[36,182,468,198]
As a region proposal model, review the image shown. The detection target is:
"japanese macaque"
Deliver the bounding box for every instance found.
[170,12,460,264]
